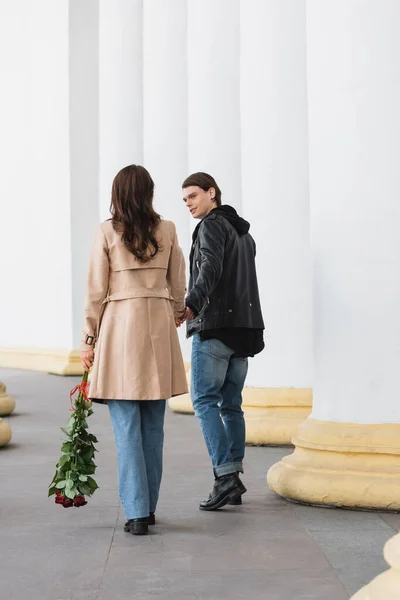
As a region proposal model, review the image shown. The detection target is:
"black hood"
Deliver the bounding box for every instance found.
[211,205,250,235]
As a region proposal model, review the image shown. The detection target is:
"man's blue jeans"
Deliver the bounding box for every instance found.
[191,334,248,477]
[108,400,166,519]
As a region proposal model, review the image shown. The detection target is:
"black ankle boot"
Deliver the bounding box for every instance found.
[124,517,149,535]
[199,473,246,511]
[229,496,242,505]
[228,473,246,504]
[124,512,155,532]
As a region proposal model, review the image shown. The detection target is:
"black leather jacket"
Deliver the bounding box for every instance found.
[186,206,264,338]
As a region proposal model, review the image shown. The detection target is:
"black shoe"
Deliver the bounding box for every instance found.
[229,496,242,505]
[199,473,246,511]
[229,472,246,504]
[124,517,149,535]
[124,512,155,532]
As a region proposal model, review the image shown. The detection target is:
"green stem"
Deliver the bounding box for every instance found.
[77,370,89,403]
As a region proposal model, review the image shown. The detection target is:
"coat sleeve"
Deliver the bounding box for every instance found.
[166,224,187,319]
[81,225,110,350]
[185,217,227,316]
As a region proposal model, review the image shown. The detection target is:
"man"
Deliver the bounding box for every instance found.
[182,172,264,511]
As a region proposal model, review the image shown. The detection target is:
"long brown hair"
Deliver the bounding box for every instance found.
[110,165,161,263]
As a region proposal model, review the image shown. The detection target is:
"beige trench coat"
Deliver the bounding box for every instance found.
[81,220,188,401]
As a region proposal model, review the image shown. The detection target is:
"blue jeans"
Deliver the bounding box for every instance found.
[108,400,166,519]
[191,334,248,477]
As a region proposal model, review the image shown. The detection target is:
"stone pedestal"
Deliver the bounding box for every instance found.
[0,382,15,417]
[243,388,312,446]
[351,533,400,599]
[0,418,12,447]
[268,419,400,510]
[168,368,193,414]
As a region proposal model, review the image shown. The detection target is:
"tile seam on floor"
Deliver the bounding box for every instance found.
[285,501,351,598]
[94,503,120,600]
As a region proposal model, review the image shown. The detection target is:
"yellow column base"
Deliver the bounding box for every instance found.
[168,367,194,413]
[0,394,16,417]
[351,532,400,599]
[268,418,400,511]
[243,387,312,445]
[168,378,313,447]
[0,382,16,416]
[0,418,12,447]
[0,347,84,375]
[168,392,193,414]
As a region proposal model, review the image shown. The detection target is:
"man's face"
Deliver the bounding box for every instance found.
[183,186,216,220]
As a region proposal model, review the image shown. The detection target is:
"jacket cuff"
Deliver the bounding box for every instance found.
[81,334,96,351]
[185,301,198,317]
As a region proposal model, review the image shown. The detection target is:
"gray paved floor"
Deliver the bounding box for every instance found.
[1,368,399,600]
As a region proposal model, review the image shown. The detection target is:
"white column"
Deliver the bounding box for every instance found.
[307,0,400,426]
[268,1,400,509]
[98,0,143,219]
[13,0,73,351]
[187,0,241,211]
[240,0,312,443]
[143,0,190,363]
[0,1,100,374]
[143,0,189,255]
[70,0,100,348]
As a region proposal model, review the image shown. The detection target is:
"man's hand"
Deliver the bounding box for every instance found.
[185,306,195,321]
[80,350,95,371]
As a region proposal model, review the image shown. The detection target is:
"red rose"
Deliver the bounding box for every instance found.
[73,496,87,507]
[62,498,74,508]
[55,492,65,505]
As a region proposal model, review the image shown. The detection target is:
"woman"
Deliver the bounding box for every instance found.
[80,165,188,535]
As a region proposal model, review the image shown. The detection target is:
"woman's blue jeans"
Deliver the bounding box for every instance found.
[191,334,248,477]
[108,399,166,519]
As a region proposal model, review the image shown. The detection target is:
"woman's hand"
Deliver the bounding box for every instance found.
[80,350,95,371]
[175,307,195,327]
[175,315,185,328]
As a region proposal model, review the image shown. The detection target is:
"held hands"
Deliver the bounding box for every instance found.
[175,306,195,328]
[80,350,95,371]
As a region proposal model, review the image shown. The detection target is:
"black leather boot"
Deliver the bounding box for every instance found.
[199,473,246,511]
[229,496,242,505]
[124,512,155,532]
[229,473,246,504]
[124,517,149,535]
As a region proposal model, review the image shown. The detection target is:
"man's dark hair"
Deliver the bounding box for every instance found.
[182,172,222,207]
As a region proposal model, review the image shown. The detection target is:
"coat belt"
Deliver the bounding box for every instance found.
[102,288,172,304]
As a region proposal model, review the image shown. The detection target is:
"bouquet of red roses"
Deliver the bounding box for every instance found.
[48,371,98,508]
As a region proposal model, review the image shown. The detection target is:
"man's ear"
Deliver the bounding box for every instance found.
[209,187,216,201]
